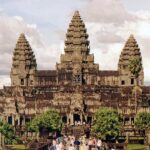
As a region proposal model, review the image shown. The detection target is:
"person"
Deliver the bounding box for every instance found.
[74,138,80,150]
[56,142,61,150]
[49,144,55,150]
[61,142,66,150]
[68,144,75,150]
[53,139,57,147]
[111,146,115,150]
[84,143,89,150]
[80,142,84,150]
[70,137,74,145]
[88,138,93,150]
[97,139,102,150]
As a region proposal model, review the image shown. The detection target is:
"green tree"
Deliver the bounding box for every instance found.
[28,109,63,133]
[135,112,150,130]
[128,57,142,113]
[92,107,122,141]
[128,57,142,86]
[0,120,17,144]
[135,112,150,145]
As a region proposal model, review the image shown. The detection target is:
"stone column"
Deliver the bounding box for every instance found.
[17,115,20,126]
[23,116,26,125]
[12,115,15,126]
[85,115,87,123]
[2,135,4,148]
[146,129,150,150]
[129,117,132,126]
[0,132,2,149]
[70,113,74,125]
[67,114,69,125]
[80,114,83,124]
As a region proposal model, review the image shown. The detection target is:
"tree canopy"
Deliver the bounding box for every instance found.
[135,112,150,130]
[128,57,142,79]
[92,107,122,140]
[0,120,17,144]
[27,109,63,132]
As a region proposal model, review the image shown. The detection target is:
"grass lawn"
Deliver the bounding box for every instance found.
[11,144,25,150]
[127,144,146,150]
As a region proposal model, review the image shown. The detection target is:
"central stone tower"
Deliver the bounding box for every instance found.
[56,11,99,85]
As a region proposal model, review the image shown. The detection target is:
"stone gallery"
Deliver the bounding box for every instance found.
[0,11,149,136]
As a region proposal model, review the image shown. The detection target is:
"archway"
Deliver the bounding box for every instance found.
[73,114,80,123]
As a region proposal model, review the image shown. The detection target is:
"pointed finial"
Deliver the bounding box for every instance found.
[18,33,26,40]
[125,34,136,44]
[74,10,80,16]
[19,33,25,38]
[129,34,135,39]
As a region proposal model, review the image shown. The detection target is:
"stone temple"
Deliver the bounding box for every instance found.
[0,11,149,135]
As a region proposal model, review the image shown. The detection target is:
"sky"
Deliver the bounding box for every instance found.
[0,0,150,87]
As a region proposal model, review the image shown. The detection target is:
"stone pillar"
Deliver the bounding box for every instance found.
[85,115,87,123]
[67,114,69,125]
[0,132,2,149]
[12,115,15,126]
[23,116,25,125]
[17,115,20,126]
[70,113,74,125]
[146,129,150,150]
[6,116,8,124]
[1,135,4,148]
[129,117,132,126]
[80,114,83,124]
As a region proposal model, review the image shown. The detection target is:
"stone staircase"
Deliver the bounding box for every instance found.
[73,126,85,138]
[62,125,85,138]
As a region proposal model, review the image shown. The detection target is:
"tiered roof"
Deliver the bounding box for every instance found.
[118,34,142,67]
[65,11,90,56]
[58,11,99,71]
[12,33,37,70]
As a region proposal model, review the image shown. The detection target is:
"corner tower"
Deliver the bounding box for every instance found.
[10,33,37,86]
[57,11,99,85]
[118,35,144,86]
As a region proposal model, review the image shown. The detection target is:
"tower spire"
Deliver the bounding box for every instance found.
[119,34,142,67]
[64,10,90,58]
[56,11,99,85]
[11,33,37,86]
[118,34,144,86]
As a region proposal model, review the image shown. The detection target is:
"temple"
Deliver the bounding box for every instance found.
[0,11,149,136]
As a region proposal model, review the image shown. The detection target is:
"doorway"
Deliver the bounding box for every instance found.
[74,114,80,122]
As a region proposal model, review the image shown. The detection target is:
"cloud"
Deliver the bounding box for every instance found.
[82,0,137,24]
[0,15,62,88]
[84,12,150,83]
[1,0,150,87]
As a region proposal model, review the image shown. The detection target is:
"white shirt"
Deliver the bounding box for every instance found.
[56,144,61,150]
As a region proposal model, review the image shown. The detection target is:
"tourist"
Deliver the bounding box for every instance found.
[70,137,75,145]
[74,138,80,150]
[80,142,84,150]
[68,144,75,150]
[88,138,93,150]
[56,142,61,150]
[53,139,57,147]
[84,143,89,150]
[49,144,55,150]
[97,139,102,150]
[111,146,115,150]
[61,142,66,150]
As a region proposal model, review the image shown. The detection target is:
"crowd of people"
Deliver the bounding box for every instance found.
[49,135,115,150]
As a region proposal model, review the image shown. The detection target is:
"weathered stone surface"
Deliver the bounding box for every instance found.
[118,34,144,86]
[0,11,149,135]
[11,33,37,86]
